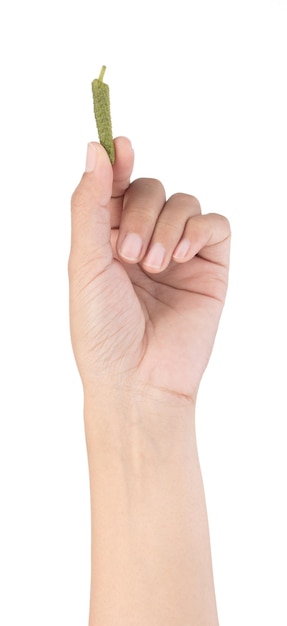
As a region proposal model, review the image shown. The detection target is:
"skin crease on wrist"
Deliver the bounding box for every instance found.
[68,136,231,625]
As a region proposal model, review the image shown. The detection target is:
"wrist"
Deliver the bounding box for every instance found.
[83,384,196,470]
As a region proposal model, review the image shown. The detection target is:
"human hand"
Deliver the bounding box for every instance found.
[68,138,230,406]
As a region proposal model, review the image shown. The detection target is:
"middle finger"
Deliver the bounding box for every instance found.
[117,178,166,262]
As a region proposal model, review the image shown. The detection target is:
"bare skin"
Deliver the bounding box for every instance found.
[68,137,231,625]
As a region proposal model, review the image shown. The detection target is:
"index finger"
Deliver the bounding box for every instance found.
[111,136,134,198]
[108,136,134,228]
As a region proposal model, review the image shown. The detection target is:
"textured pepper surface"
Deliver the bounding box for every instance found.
[92,67,115,164]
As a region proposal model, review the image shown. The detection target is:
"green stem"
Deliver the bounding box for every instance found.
[98,65,106,82]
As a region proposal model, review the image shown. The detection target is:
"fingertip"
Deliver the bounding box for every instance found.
[112,137,134,197]
[72,141,113,210]
[84,141,113,173]
[113,137,134,171]
[173,238,191,261]
[113,136,134,154]
[85,142,98,172]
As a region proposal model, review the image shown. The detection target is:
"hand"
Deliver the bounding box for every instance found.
[68,137,231,405]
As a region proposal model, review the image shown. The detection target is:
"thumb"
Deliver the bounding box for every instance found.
[69,142,113,276]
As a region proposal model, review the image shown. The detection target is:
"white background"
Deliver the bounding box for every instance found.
[0,0,286,624]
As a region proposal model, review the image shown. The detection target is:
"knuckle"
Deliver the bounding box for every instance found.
[127,204,157,222]
[210,213,231,234]
[222,215,231,238]
[131,177,166,198]
[168,192,201,212]
[71,183,87,213]
[155,218,179,234]
[221,214,231,231]
[136,177,164,189]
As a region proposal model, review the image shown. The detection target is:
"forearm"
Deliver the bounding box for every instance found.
[84,392,219,626]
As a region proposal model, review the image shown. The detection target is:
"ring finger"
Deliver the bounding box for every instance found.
[141,192,201,272]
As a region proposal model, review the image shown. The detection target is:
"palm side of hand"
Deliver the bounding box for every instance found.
[72,233,229,401]
[69,139,230,402]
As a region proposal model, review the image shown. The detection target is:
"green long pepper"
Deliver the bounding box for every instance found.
[91,66,115,164]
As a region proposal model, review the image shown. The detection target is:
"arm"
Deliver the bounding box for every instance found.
[68,138,230,625]
[85,396,218,625]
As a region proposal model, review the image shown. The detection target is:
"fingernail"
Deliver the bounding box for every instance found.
[144,243,165,269]
[120,233,143,261]
[173,238,191,259]
[85,142,97,172]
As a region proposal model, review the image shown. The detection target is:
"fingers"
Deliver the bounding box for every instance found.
[111,137,134,198]
[116,188,202,272]
[69,137,134,279]
[116,178,166,262]
[69,137,230,283]
[108,137,135,229]
[69,142,113,276]
[172,213,231,266]
[115,186,230,273]
[143,193,201,271]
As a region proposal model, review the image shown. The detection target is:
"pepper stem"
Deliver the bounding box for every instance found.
[98,65,106,82]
